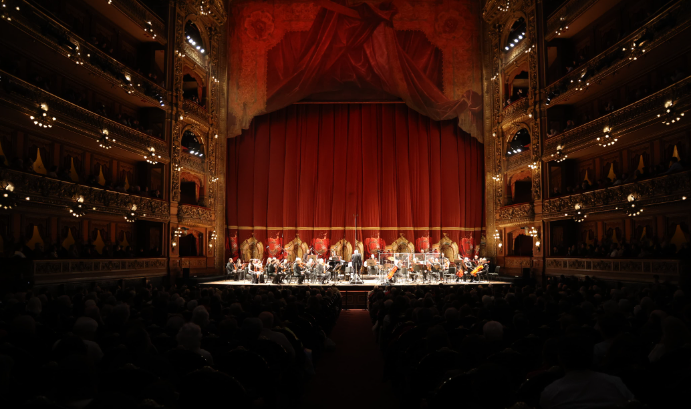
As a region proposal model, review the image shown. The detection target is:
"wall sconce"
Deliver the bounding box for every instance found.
[68,195,86,217]
[535,236,541,249]
[172,227,183,248]
[492,229,503,249]
[552,145,567,162]
[597,126,617,148]
[209,230,218,248]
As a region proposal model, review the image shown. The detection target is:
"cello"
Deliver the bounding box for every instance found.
[387,265,398,280]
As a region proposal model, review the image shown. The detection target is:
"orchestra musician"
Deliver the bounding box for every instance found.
[225,258,236,281]
[293,257,305,284]
[266,257,277,284]
[279,259,289,283]
[235,258,245,281]
[251,259,264,284]
[315,258,327,284]
[463,257,475,282]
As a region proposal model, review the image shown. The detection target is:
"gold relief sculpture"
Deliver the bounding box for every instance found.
[240,234,264,261]
[285,234,309,262]
[436,233,459,261]
[330,237,353,261]
[391,233,415,254]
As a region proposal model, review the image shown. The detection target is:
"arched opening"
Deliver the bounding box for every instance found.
[504,17,526,52]
[182,130,204,157]
[508,169,532,205]
[513,234,533,256]
[185,21,206,54]
[504,70,528,106]
[182,69,206,106]
[506,128,530,156]
[180,171,205,206]
[179,233,198,257]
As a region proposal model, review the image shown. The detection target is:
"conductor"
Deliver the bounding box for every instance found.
[350,249,363,284]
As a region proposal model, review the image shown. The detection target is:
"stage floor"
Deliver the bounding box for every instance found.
[202,278,511,288]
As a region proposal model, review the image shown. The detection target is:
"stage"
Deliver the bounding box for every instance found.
[201,277,511,289]
[201,278,510,309]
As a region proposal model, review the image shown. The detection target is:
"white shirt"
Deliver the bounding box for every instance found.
[540,370,634,409]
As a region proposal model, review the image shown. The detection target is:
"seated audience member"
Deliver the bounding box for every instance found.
[661,157,684,175]
[612,174,625,186]
[540,334,634,409]
[177,322,214,365]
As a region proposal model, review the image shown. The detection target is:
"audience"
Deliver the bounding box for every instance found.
[0,284,341,408]
[369,276,690,409]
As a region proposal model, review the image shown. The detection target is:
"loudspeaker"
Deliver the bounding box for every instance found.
[522,267,531,279]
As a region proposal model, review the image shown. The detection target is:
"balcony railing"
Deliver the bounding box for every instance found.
[544,1,691,105]
[501,97,529,126]
[180,152,206,174]
[0,70,169,157]
[108,0,167,44]
[178,204,215,226]
[183,99,209,126]
[545,257,688,282]
[545,0,600,42]
[32,257,168,284]
[0,168,170,220]
[183,42,206,68]
[543,74,691,158]
[506,149,531,171]
[496,202,535,226]
[6,1,169,108]
[542,171,691,219]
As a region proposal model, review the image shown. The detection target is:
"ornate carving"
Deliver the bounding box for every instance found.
[5,2,169,108]
[0,71,168,157]
[498,203,534,220]
[544,1,691,106]
[545,0,599,42]
[0,168,169,219]
[183,99,210,126]
[178,204,215,225]
[109,0,167,43]
[545,76,691,158]
[543,171,691,218]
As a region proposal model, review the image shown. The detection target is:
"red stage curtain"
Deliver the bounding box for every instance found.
[228,0,483,141]
[226,103,484,258]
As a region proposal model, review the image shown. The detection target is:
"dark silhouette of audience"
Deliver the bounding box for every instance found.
[369,276,690,409]
[0,284,341,408]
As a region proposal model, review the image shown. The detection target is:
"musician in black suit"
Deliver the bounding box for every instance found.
[266,258,277,283]
[351,250,363,280]
[294,258,304,284]
[225,258,236,281]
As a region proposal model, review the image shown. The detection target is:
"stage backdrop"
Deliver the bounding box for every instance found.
[226,103,485,259]
[226,0,483,141]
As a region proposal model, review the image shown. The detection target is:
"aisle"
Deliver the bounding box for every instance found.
[301,310,398,409]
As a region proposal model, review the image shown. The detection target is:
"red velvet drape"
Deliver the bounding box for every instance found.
[226,103,484,259]
[227,0,483,140]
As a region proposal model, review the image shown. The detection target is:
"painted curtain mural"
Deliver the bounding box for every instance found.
[226,104,485,259]
[227,0,483,141]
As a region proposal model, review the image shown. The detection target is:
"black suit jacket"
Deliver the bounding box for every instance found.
[351,253,362,270]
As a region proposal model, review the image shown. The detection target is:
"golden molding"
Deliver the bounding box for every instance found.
[226,226,485,231]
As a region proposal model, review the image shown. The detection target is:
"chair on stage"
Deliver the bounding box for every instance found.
[488,265,500,281]
[443,267,456,283]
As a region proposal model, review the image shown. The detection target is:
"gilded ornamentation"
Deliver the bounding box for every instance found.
[543,171,691,218]
[33,258,167,280]
[178,204,215,225]
[544,75,691,158]
[0,168,169,219]
[390,234,416,254]
[101,0,167,43]
[240,235,264,261]
[0,70,168,157]
[544,2,691,107]
[545,0,600,42]
[498,203,534,220]
[436,233,460,261]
